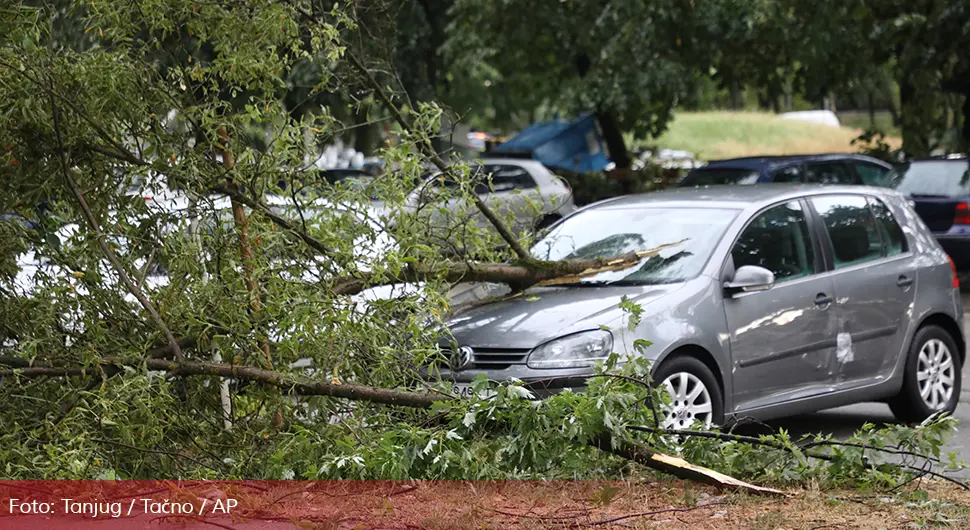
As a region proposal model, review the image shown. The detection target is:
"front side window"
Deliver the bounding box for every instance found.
[868,197,908,256]
[731,201,817,282]
[811,195,883,268]
[532,207,739,285]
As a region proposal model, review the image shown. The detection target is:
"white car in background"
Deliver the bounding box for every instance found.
[410,158,577,233]
[319,159,577,233]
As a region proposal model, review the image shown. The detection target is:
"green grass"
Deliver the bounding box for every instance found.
[838,110,902,137]
[636,111,901,161]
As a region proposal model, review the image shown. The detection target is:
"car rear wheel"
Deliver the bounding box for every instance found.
[652,355,724,430]
[888,325,962,423]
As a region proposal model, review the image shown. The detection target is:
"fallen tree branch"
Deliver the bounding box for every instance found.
[1,354,782,495]
[331,241,685,295]
[629,426,943,464]
[212,185,332,256]
[218,126,272,367]
[628,426,970,492]
[592,434,785,496]
[47,82,183,362]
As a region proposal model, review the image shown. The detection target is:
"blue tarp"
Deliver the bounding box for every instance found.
[494,114,610,173]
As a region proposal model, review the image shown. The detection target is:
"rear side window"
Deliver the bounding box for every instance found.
[853,162,892,187]
[680,168,760,186]
[806,162,860,184]
[772,165,806,183]
[810,195,883,268]
[891,161,970,197]
[868,197,908,255]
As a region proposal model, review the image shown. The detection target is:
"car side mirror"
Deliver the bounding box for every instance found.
[724,265,775,295]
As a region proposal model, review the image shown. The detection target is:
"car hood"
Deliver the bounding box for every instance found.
[442,282,685,349]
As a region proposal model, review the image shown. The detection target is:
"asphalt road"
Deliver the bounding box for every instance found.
[748,293,970,478]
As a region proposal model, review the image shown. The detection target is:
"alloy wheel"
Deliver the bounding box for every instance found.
[661,372,714,429]
[917,338,955,410]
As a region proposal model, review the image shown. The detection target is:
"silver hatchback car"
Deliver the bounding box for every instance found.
[438,185,964,428]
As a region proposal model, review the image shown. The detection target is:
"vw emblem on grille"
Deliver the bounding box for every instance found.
[452,346,474,371]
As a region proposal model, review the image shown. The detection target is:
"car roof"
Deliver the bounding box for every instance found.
[700,153,885,171]
[586,184,902,211]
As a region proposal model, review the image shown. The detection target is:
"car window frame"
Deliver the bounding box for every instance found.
[720,197,825,287]
[804,193,912,273]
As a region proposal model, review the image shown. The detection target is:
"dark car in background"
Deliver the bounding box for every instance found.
[890,157,970,268]
[679,154,893,188]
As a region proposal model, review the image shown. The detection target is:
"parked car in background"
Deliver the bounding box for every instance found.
[889,156,970,269]
[416,157,577,232]
[435,185,963,428]
[299,158,577,233]
[678,154,894,188]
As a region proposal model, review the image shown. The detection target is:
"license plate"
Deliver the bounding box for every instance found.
[452,383,497,399]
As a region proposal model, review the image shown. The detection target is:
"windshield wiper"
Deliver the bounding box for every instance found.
[907,193,952,198]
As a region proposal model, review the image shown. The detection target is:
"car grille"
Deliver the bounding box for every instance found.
[440,347,530,370]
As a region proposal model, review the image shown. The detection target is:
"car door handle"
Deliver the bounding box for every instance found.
[815,293,833,306]
[897,275,914,287]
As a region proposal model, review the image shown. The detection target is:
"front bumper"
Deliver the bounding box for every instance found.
[432,365,594,398]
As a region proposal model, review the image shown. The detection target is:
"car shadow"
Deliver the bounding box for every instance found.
[729,404,899,441]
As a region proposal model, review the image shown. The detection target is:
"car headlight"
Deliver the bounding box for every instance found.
[527,330,613,369]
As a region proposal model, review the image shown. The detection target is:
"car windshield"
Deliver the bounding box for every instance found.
[891,161,970,198]
[680,168,760,186]
[531,206,739,285]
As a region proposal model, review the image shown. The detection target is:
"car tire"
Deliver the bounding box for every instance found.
[652,355,724,430]
[888,325,962,424]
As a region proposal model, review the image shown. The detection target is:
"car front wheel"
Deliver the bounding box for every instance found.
[888,325,962,423]
[652,355,724,430]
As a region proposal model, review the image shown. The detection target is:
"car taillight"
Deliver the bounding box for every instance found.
[954,203,970,224]
[950,256,960,288]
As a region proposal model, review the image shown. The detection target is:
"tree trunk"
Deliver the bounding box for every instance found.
[353,111,375,155]
[868,90,876,127]
[596,111,632,170]
[962,93,970,154]
[899,75,930,157]
[574,53,631,176]
[730,81,743,110]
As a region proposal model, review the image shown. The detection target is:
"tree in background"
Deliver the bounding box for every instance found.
[446,0,723,172]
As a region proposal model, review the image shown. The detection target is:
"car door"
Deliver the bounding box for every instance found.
[807,194,917,387]
[723,200,840,412]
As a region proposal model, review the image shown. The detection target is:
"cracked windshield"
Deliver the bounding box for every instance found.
[531,207,739,284]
